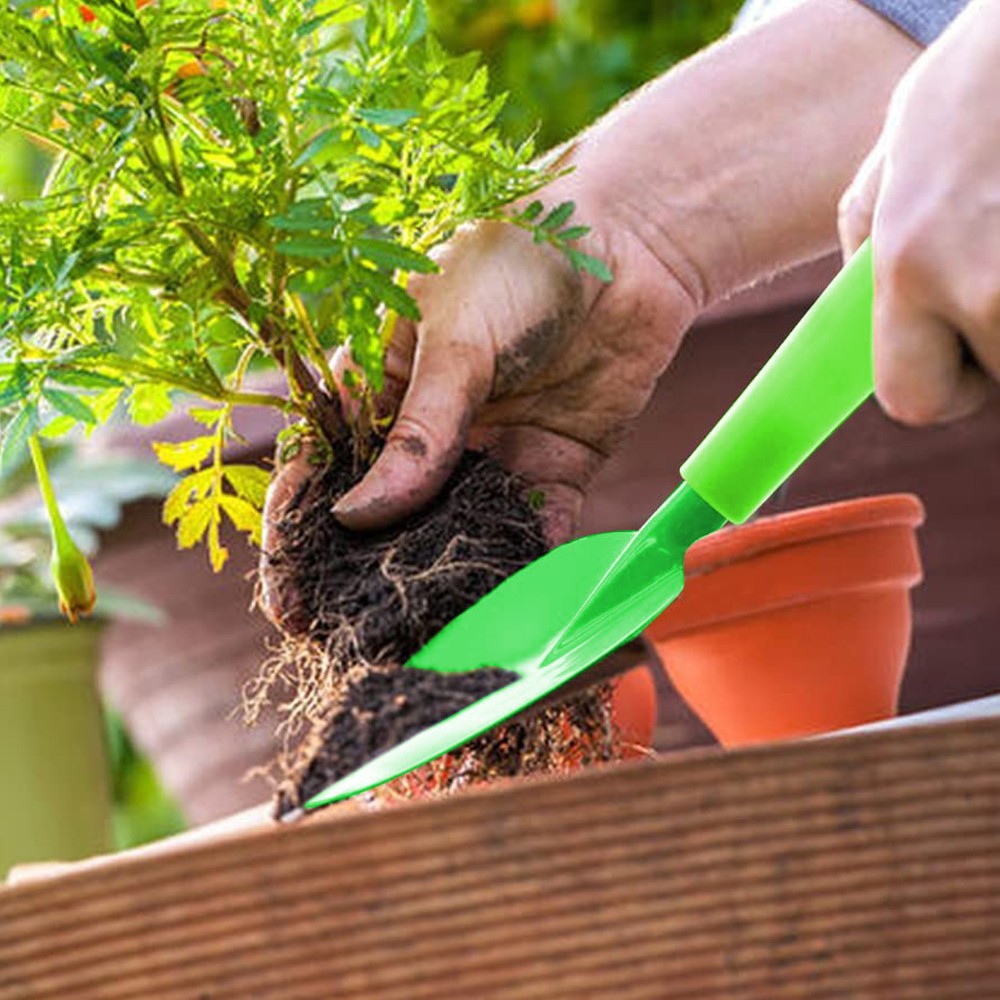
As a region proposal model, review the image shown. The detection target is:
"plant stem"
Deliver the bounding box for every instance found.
[170,220,340,436]
[224,346,293,410]
[232,343,257,389]
[93,265,171,287]
[151,92,186,197]
[223,389,295,411]
[180,222,234,278]
[95,357,223,401]
[27,436,65,540]
[217,286,342,439]
[290,293,338,397]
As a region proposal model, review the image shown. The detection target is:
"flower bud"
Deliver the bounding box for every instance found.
[50,531,97,625]
[29,434,98,625]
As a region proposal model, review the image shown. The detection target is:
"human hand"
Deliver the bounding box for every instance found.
[838,0,1000,425]
[330,208,698,539]
[260,178,700,629]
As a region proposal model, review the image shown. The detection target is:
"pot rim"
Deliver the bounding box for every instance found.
[685,492,925,577]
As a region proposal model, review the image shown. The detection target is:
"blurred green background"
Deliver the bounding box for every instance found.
[429,0,743,149]
[0,0,741,853]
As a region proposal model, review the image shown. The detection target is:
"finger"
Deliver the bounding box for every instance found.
[839,142,884,258]
[473,422,605,546]
[333,333,493,530]
[952,284,1000,387]
[265,437,318,533]
[259,438,318,631]
[873,282,990,426]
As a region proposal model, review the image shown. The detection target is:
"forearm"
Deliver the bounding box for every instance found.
[552,0,921,310]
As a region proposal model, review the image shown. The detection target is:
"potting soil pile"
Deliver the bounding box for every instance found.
[250,448,620,816]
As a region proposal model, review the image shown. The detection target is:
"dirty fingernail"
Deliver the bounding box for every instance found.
[332,485,373,523]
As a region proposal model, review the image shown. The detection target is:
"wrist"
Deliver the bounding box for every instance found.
[521,142,701,368]
[556,148,723,317]
[547,0,921,310]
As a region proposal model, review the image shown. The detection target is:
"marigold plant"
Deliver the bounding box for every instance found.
[0,0,605,599]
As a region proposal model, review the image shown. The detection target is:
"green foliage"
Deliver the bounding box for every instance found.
[430,0,744,149]
[0,130,49,198]
[105,709,185,850]
[0,0,604,570]
[513,198,612,281]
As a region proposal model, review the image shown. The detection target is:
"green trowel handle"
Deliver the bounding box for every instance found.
[681,239,874,524]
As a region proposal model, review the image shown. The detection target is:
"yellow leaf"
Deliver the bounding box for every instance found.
[223,464,271,509]
[207,518,228,572]
[162,469,215,524]
[189,406,225,429]
[220,494,263,545]
[176,497,215,549]
[153,436,215,473]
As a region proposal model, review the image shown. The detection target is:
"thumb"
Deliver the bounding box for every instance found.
[333,331,493,530]
[839,141,884,258]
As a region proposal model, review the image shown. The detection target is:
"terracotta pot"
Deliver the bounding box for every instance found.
[645,493,925,747]
[610,664,657,759]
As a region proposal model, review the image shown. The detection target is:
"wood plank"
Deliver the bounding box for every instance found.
[2,717,1000,999]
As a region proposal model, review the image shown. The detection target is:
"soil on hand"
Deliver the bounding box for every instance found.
[252,447,620,815]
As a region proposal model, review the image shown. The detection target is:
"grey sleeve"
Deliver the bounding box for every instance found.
[734,0,971,45]
[854,0,971,44]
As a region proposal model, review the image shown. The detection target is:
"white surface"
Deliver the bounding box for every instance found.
[831,695,1000,737]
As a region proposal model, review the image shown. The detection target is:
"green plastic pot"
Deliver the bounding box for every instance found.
[0,620,113,878]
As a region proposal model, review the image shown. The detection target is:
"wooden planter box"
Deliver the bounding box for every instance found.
[3,716,999,998]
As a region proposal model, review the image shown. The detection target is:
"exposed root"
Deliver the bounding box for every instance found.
[248,447,622,815]
[242,633,372,765]
[262,450,548,665]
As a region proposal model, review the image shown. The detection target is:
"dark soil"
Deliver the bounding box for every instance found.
[266,449,548,663]
[284,664,518,810]
[254,446,619,817]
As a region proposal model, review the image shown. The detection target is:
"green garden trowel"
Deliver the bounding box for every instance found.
[303,240,877,810]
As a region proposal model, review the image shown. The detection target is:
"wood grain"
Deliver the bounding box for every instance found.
[2,718,1000,999]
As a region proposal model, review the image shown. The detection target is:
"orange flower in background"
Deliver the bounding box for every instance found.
[465,0,557,49]
[165,59,207,98]
[175,60,207,80]
[135,0,156,8]
[517,0,557,29]
[79,4,96,22]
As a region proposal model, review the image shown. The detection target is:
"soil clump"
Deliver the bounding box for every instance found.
[252,446,620,816]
